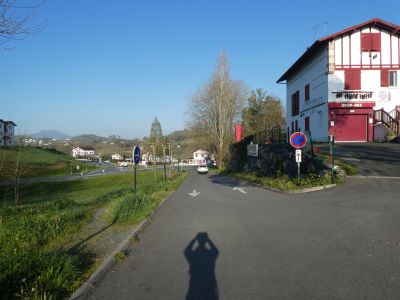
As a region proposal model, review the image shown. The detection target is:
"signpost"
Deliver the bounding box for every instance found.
[133,145,140,194]
[290,132,307,185]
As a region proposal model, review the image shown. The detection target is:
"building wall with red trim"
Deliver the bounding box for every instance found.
[329,26,400,114]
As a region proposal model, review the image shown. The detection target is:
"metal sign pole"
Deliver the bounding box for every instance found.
[297,162,301,185]
[133,145,141,194]
[134,163,137,194]
[331,136,335,178]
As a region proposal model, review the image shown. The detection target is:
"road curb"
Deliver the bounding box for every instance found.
[69,193,173,300]
[223,175,337,194]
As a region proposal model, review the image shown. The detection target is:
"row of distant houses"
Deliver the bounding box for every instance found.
[71,146,212,165]
[0,120,17,147]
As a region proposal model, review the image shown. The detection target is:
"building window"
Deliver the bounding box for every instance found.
[344,69,361,90]
[305,84,310,101]
[291,91,300,116]
[389,71,398,87]
[305,117,310,132]
[361,32,381,52]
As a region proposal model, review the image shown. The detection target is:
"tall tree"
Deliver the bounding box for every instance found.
[189,51,247,168]
[0,0,47,48]
[242,88,286,143]
[149,117,165,157]
[149,117,163,142]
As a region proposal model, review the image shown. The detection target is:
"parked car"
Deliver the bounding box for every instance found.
[197,164,208,174]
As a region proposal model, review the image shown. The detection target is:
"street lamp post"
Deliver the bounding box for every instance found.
[177,143,180,175]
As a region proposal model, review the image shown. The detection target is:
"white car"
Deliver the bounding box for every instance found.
[197,165,208,174]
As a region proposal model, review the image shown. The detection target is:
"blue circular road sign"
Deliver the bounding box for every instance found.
[133,146,140,164]
[290,132,307,149]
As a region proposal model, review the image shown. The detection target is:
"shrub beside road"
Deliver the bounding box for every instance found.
[0,170,187,299]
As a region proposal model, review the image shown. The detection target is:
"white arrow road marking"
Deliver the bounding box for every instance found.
[233,187,247,194]
[188,190,201,197]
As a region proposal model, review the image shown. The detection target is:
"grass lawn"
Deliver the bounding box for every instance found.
[0,170,188,299]
[222,170,343,191]
[0,147,98,179]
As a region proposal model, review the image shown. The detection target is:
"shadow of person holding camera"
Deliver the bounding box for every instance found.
[184,232,219,300]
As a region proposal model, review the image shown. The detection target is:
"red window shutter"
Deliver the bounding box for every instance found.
[371,33,381,51]
[344,70,352,90]
[344,69,361,90]
[361,33,371,51]
[381,69,389,87]
[352,69,361,90]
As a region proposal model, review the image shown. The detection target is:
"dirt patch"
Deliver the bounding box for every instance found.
[69,208,134,261]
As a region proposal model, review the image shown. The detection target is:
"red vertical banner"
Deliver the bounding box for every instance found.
[235,123,243,142]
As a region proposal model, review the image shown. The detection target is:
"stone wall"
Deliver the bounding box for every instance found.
[229,142,326,178]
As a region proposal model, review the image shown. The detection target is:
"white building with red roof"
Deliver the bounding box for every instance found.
[277,18,400,142]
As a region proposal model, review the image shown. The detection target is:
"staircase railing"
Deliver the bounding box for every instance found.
[374,107,399,134]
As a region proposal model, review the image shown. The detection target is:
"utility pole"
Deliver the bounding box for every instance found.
[160,143,167,181]
[148,143,156,181]
[168,143,172,175]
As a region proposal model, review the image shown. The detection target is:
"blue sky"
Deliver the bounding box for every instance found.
[1,0,399,138]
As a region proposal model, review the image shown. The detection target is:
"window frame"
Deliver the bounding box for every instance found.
[389,70,398,87]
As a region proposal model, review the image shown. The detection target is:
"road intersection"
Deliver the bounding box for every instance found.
[88,170,400,299]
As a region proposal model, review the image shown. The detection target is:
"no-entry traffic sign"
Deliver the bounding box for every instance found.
[290,132,307,149]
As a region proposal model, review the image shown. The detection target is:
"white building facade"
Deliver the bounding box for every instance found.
[0,120,17,147]
[277,18,400,142]
[192,149,209,165]
[72,147,95,157]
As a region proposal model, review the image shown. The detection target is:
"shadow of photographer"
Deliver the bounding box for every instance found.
[184,232,219,300]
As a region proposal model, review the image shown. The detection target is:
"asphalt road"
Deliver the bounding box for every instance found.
[89,171,400,299]
[318,142,400,177]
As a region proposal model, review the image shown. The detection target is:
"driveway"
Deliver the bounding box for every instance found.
[319,142,400,177]
[88,171,400,299]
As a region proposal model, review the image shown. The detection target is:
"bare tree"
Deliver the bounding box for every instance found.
[189,51,247,168]
[0,0,47,48]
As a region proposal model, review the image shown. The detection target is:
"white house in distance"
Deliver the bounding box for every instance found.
[111,153,123,161]
[277,18,400,142]
[72,147,95,158]
[192,149,209,165]
[0,120,17,147]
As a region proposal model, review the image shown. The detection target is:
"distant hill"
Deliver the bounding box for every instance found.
[73,134,104,140]
[31,130,72,140]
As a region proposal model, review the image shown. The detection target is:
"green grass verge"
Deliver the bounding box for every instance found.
[221,170,343,191]
[316,153,359,176]
[0,171,187,299]
[0,147,97,179]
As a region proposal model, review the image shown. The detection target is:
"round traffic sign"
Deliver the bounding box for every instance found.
[290,132,307,149]
[133,146,140,164]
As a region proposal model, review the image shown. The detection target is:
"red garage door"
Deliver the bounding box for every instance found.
[335,114,367,142]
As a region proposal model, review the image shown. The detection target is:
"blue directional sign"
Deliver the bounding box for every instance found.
[133,146,140,164]
[290,132,307,149]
